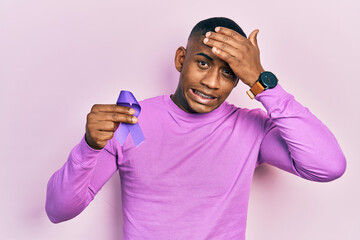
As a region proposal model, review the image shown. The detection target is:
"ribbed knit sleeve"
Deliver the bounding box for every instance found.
[256,84,346,182]
[45,136,119,223]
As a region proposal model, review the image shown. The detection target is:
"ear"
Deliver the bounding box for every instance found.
[174,46,186,72]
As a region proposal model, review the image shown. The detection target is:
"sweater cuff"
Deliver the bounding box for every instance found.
[69,135,103,168]
[255,84,294,115]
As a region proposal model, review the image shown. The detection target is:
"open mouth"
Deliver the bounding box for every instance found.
[191,89,216,100]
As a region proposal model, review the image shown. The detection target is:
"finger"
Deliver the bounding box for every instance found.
[204,31,244,49]
[94,121,119,132]
[210,46,237,64]
[248,29,260,51]
[214,27,247,41]
[91,104,135,114]
[203,37,239,56]
[94,131,114,142]
[102,112,138,123]
[88,112,137,124]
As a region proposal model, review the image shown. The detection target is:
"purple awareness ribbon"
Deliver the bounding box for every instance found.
[114,91,145,147]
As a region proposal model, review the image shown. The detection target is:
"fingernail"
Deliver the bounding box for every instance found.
[129,108,135,114]
[203,38,209,43]
[132,116,138,123]
[212,47,219,54]
[206,32,211,37]
[215,27,220,32]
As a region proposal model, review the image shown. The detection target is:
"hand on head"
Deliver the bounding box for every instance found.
[203,27,265,87]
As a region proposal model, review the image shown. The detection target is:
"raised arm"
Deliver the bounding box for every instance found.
[202,26,345,181]
[256,86,346,182]
[45,104,137,223]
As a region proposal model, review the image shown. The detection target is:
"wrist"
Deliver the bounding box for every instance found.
[246,71,278,99]
[247,68,265,87]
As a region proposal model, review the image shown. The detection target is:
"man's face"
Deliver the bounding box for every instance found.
[173,35,238,113]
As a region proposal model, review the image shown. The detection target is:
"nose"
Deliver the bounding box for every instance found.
[200,70,220,89]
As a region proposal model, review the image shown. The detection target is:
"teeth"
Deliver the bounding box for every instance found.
[195,90,214,99]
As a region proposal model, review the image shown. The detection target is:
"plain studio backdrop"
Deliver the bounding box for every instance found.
[0,0,359,239]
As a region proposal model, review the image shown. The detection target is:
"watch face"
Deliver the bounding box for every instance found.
[260,72,278,89]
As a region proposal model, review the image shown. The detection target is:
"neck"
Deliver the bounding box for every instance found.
[171,87,194,113]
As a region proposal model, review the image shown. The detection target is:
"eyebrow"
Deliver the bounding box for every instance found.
[195,52,213,61]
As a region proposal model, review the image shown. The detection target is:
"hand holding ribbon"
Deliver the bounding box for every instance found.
[115,91,145,147]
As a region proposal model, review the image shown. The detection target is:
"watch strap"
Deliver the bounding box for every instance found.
[246,81,264,99]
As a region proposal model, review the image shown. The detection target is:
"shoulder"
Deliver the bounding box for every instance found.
[223,101,267,118]
[223,101,269,125]
[139,95,167,107]
[137,95,171,116]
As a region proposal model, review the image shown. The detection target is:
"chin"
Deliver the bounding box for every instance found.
[188,102,217,113]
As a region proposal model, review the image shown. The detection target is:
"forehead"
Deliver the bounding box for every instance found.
[185,36,228,66]
[187,36,213,56]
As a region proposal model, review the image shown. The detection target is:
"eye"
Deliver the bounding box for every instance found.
[197,60,209,69]
[223,68,235,78]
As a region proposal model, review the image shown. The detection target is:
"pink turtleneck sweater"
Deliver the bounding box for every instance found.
[46,85,346,239]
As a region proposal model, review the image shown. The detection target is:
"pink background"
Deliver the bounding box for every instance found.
[1,0,359,239]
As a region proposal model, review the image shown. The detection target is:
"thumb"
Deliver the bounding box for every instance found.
[248,29,260,50]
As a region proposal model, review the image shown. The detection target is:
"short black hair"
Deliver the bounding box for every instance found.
[189,17,247,39]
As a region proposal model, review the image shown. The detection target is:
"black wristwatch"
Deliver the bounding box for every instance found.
[246,71,278,99]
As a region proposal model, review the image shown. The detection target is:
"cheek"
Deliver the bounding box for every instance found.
[219,81,236,97]
[181,66,203,86]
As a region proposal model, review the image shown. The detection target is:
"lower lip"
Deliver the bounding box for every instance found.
[189,89,217,105]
